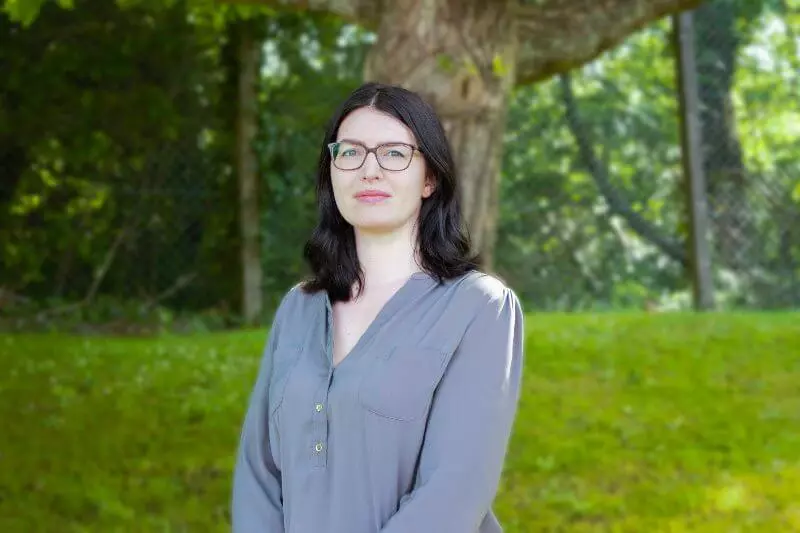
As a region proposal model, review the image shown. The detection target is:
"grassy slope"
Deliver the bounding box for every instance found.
[498,312,800,532]
[1,312,798,532]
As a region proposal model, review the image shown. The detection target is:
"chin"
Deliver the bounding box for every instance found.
[348,215,407,235]
[352,221,402,235]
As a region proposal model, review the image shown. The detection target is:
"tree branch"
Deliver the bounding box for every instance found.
[140,272,198,313]
[225,0,705,85]
[33,224,134,320]
[515,0,704,85]
[559,72,688,266]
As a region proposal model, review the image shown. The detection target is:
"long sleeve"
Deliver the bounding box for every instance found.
[379,286,525,533]
[231,304,287,532]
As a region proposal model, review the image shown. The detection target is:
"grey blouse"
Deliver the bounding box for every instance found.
[231,270,524,533]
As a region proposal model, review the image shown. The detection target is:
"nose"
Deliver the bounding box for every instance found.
[361,151,381,180]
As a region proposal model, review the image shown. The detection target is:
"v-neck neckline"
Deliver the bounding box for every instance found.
[324,271,432,370]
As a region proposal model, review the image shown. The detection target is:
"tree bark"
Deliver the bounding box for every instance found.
[514,0,704,84]
[363,0,519,269]
[234,19,264,324]
[250,0,704,84]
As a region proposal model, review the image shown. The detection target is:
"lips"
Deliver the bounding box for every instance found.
[354,189,391,202]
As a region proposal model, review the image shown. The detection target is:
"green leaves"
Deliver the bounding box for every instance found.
[1,0,79,25]
[2,0,47,26]
[498,4,800,310]
[2,0,797,318]
[498,19,685,311]
[1,0,274,27]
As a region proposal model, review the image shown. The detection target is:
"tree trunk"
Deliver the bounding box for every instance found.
[694,0,750,271]
[363,0,519,269]
[234,20,263,324]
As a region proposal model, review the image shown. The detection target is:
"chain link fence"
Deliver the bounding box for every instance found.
[692,0,800,308]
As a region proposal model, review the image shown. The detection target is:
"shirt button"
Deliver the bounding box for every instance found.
[314,442,324,453]
[315,403,324,412]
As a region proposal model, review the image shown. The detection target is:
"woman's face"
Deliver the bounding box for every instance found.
[330,107,434,236]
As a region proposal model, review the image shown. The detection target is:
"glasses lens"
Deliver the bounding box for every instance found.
[377,144,413,171]
[330,142,365,170]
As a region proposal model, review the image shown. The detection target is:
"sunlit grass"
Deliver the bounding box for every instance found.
[496,312,800,532]
[1,312,798,532]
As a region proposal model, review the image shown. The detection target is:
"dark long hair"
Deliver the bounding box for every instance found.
[301,82,479,302]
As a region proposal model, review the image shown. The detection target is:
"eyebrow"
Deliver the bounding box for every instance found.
[335,138,415,146]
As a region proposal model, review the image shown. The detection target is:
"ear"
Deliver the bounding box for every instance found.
[422,174,436,199]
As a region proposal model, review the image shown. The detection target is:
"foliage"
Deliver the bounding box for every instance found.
[256,13,372,310]
[0,0,235,312]
[2,0,68,26]
[1,0,798,326]
[1,313,798,530]
[1,0,274,26]
[497,3,800,310]
[497,19,686,311]
[0,0,370,323]
[0,292,236,334]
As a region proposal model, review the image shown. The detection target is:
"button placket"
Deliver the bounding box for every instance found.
[311,378,329,469]
[311,300,334,470]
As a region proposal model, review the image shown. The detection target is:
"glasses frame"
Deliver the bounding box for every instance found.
[327,140,421,172]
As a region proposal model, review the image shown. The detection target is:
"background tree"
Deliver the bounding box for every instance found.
[220,0,707,268]
[1,0,797,330]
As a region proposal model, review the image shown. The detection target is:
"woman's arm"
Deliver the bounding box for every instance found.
[231,297,289,532]
[379,285,524,533]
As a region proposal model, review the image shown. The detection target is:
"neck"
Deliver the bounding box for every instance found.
[354,224,422,291]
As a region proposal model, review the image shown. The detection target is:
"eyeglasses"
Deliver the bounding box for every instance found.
[328,140,420,171]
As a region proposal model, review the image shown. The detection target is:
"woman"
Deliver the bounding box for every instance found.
[231,82,524,533]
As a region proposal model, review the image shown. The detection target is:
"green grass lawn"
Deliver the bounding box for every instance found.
[1,312,799,532]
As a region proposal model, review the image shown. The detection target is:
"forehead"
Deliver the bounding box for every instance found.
[336,107,416,145]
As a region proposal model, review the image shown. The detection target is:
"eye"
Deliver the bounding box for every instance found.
[380,145,411,159]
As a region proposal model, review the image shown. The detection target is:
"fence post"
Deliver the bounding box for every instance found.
[235,18,264,325]
[673,11,715,311]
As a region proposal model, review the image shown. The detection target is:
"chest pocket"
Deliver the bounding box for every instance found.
[268,344,302,417]
[359,345,450,422]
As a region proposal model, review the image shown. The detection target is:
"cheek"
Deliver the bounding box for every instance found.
[330,171,349,202]
[411,170,430,199]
